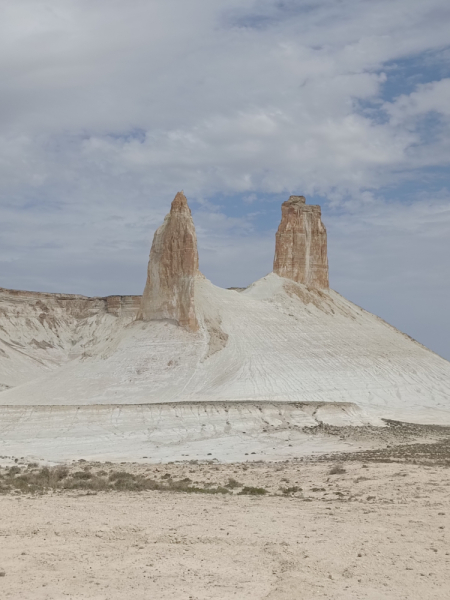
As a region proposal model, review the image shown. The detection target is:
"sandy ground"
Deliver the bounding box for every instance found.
[1,443,449,600]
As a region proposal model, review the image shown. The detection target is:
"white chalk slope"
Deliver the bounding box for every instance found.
[0,288,138,391]
[1,274,449,425]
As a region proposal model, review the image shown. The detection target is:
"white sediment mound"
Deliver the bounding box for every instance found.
[0,192,449,461]
[1,273,448,420]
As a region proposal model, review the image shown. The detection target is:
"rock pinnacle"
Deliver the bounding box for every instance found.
[273,195,329,288]
[138,191,199,331]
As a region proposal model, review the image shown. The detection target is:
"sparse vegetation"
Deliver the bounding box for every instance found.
[329,464,346,475]
[225,477,242,489]
[280,486,302,494]
[0,466,233,495]
[72,470,92,480]
[2,430,449,499]
[238,486,267,495]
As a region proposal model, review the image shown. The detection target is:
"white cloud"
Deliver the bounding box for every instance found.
[0,0,449,358]
[328,192,450,359]
[385,78,450,121]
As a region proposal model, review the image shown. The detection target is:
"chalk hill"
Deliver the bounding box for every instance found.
[0,193,449,461]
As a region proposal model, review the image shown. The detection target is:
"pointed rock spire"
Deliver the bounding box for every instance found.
[273,195,329,289]
[138,191,199,331]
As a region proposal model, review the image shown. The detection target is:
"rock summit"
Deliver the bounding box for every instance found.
[138,191,199,332]
[273,195,328,289]
[138,192,329,332]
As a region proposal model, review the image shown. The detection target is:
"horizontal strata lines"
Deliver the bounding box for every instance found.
[0,401,375,462]
[0,274,449,425]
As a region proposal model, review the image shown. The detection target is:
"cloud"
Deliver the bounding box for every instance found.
[327,191,450,359]
[0,0,449,358]
[385,78,450,120]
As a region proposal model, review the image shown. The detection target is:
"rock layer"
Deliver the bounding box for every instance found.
[0,287,140,389]
[273,195,329,289]
[138,192,199,331]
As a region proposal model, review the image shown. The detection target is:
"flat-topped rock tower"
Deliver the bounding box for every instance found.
[273,195,329,289]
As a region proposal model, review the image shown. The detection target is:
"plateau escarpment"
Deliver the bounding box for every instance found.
[0,288,140,389]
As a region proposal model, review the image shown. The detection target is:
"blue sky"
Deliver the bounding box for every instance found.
[0,0,449,359]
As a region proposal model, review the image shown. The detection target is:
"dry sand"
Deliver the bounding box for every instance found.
[1,435,449,600]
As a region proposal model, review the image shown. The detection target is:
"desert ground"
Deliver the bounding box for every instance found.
[0,425,449,600]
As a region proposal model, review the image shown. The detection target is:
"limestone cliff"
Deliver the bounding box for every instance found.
[273,195,329,289]
[0,288,140,389]
[138,192,199,331]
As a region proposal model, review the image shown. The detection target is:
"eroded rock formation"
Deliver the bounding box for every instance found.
[273,195,329,289]
[0,287,141,390]
[138,191,199,331]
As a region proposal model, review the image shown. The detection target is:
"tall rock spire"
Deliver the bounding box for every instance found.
[273,195,329,289]
[138,191,199,331]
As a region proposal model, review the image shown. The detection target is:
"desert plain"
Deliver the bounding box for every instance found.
[1,423,449,600]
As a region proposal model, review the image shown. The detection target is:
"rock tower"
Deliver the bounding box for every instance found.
[273,195,329,289]
[138,191,199,331]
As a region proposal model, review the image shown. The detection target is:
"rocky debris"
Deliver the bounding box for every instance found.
[203,316,229,360]
[138,192,199,332]
[273,195,329,289]
[0,569,5,577]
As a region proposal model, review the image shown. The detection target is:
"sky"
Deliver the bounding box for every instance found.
[0,0,449,360]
